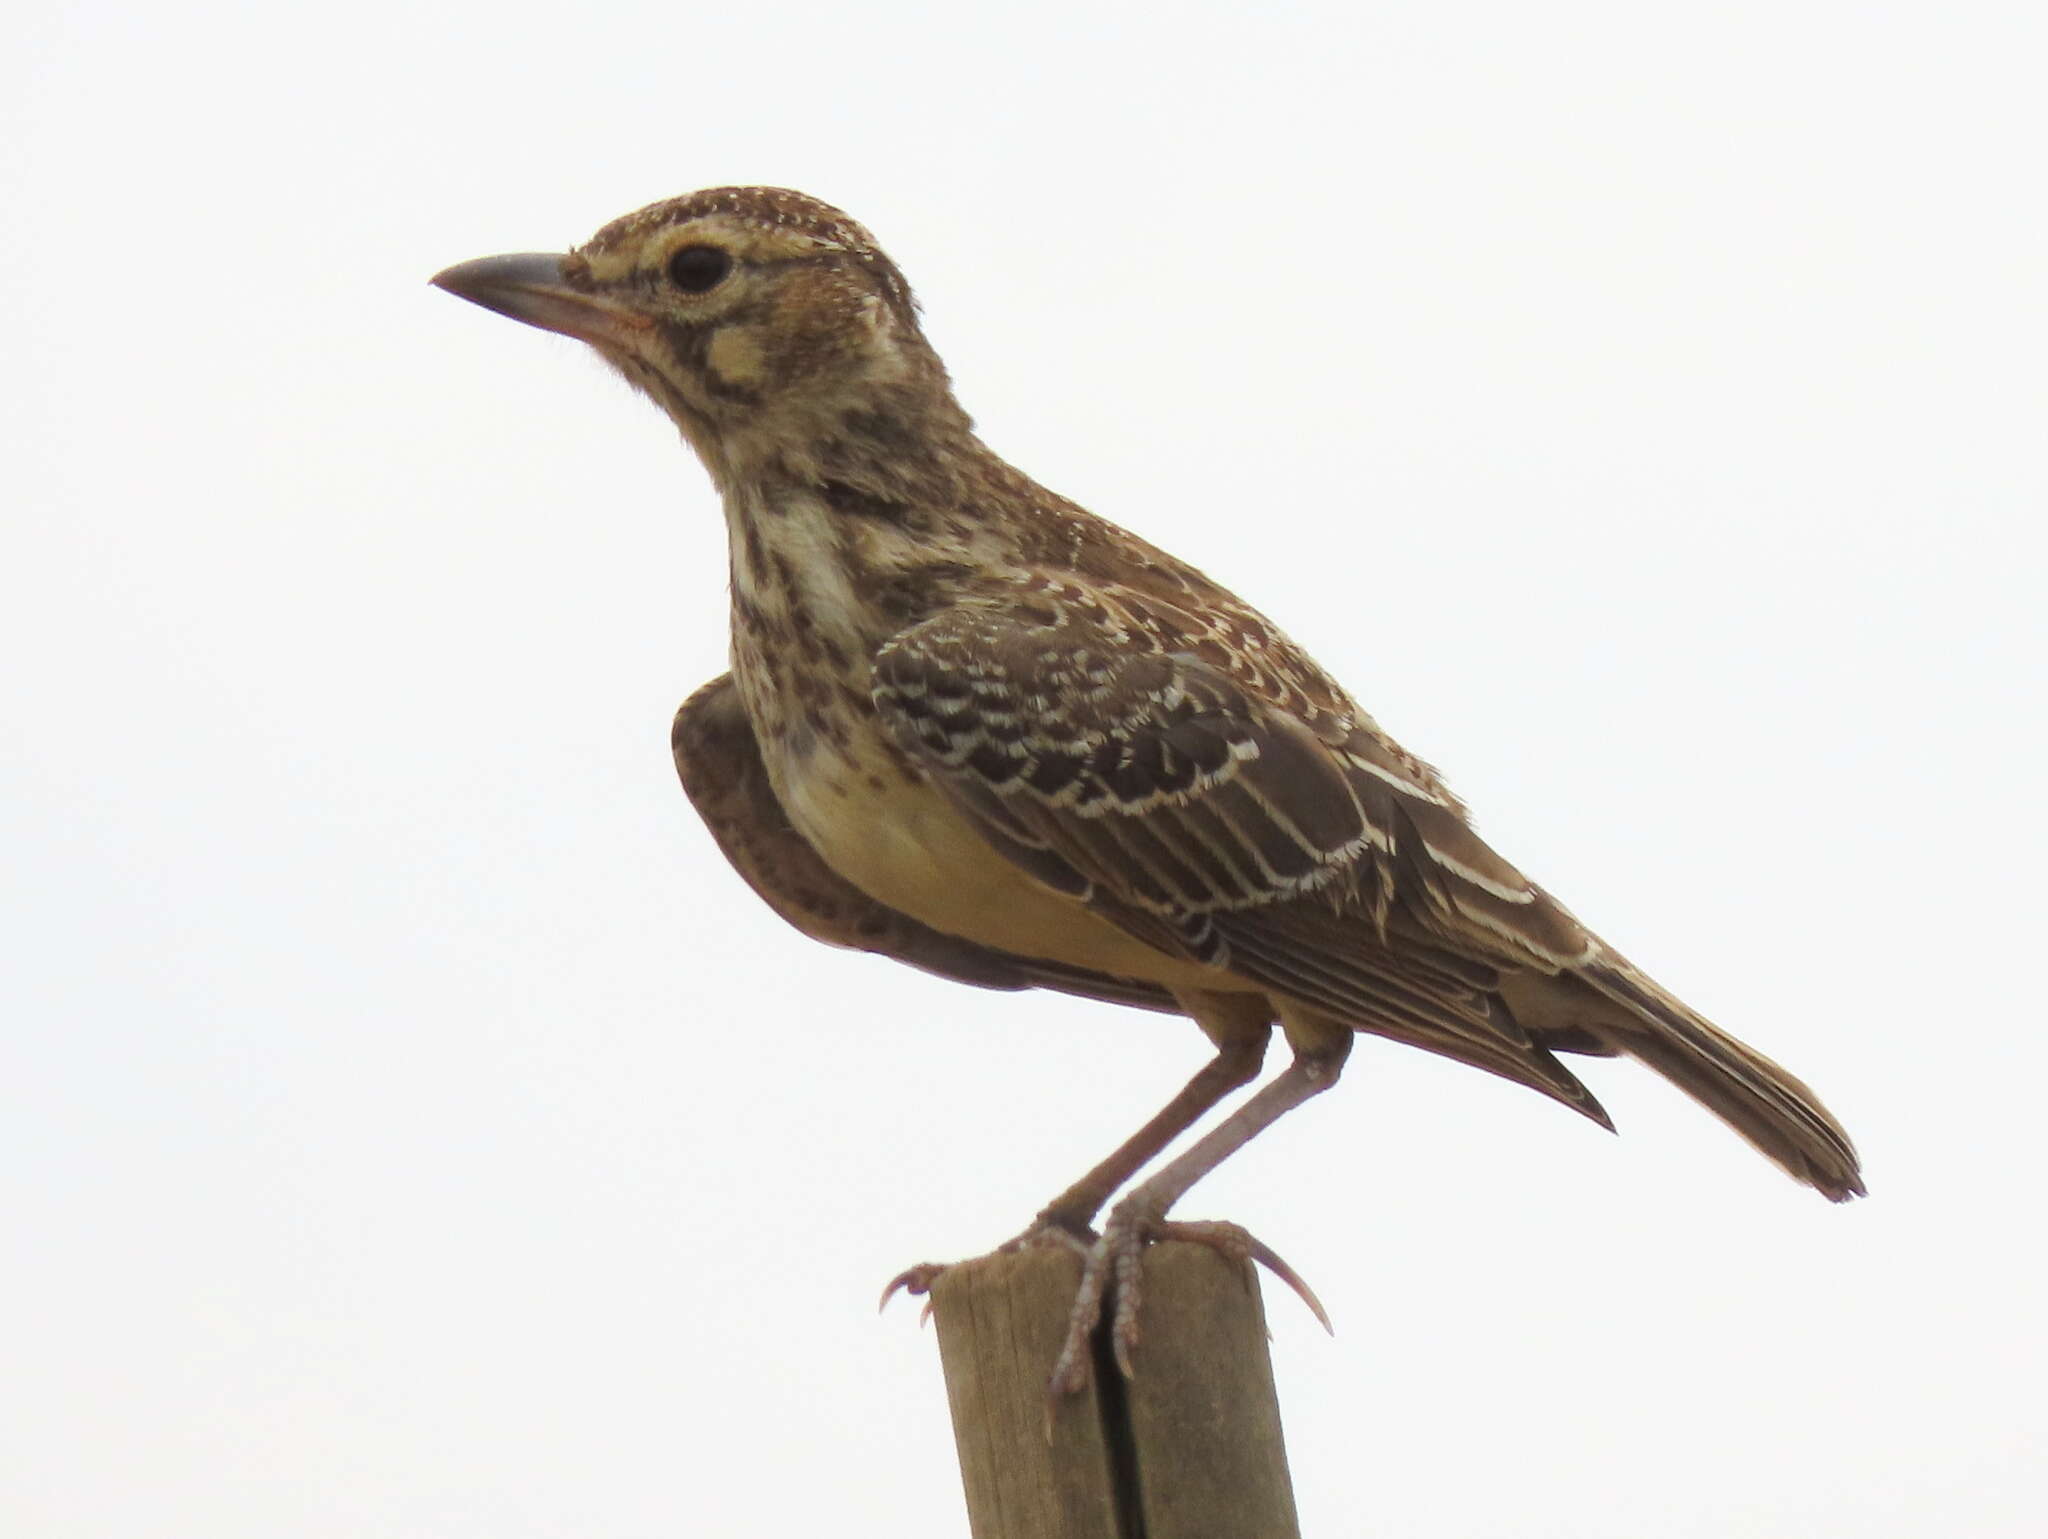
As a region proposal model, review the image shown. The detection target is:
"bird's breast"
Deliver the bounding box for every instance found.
[721,486,1222,989]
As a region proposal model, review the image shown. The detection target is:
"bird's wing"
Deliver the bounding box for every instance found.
[874,600,1864,1193]
[870,601,1611,1120]
[671,674,1183,1015]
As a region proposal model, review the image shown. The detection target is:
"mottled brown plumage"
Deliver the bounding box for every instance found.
[434,187,1863,1391]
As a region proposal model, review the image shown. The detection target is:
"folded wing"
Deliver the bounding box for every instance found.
[870,598,1612,1122]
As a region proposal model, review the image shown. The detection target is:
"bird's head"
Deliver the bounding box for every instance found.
[433,187,956,480]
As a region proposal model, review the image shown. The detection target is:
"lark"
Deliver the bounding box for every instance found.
[433,187,1861,1393]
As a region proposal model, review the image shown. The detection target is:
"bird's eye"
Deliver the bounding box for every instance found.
[666,245,732,294]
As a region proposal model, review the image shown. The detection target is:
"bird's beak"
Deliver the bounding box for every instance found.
[430,252,652,348]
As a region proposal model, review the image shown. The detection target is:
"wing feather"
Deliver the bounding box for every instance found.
[872,610,1378,916]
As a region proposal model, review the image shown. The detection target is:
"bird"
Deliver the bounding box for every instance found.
[432,186,1863,1394]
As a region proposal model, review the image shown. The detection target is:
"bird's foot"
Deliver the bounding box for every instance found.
[878,1219,1097,1323]
[876,1262,947,1323]
[1047,1211,1333,1397]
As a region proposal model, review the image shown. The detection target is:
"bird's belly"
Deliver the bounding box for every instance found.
[771,736,1205,987]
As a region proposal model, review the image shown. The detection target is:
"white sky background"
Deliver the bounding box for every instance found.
[4,1,2043,1533]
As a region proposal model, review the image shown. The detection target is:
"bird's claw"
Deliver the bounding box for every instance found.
[886,1215,1326,1397]
[878,1262,947,1324]
[879,1220,1098,1323]
[1049,1214,1331,1396]
[1153,1218,1333,1335]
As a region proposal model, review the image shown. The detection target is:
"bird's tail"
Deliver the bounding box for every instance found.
[1584,959,1864,1201]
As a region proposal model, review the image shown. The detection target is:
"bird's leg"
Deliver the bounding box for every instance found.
[1049,1022,1352,1396]
[881,993,1270,1311]
[1026,1001,1273,1239]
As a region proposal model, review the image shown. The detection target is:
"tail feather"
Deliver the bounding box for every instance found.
[1583,959,1865,1201]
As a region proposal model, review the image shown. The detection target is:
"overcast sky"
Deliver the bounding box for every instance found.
[5,2,2044,1534]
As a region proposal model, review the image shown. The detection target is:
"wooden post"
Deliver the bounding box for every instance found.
[929,1240,1301,1539]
